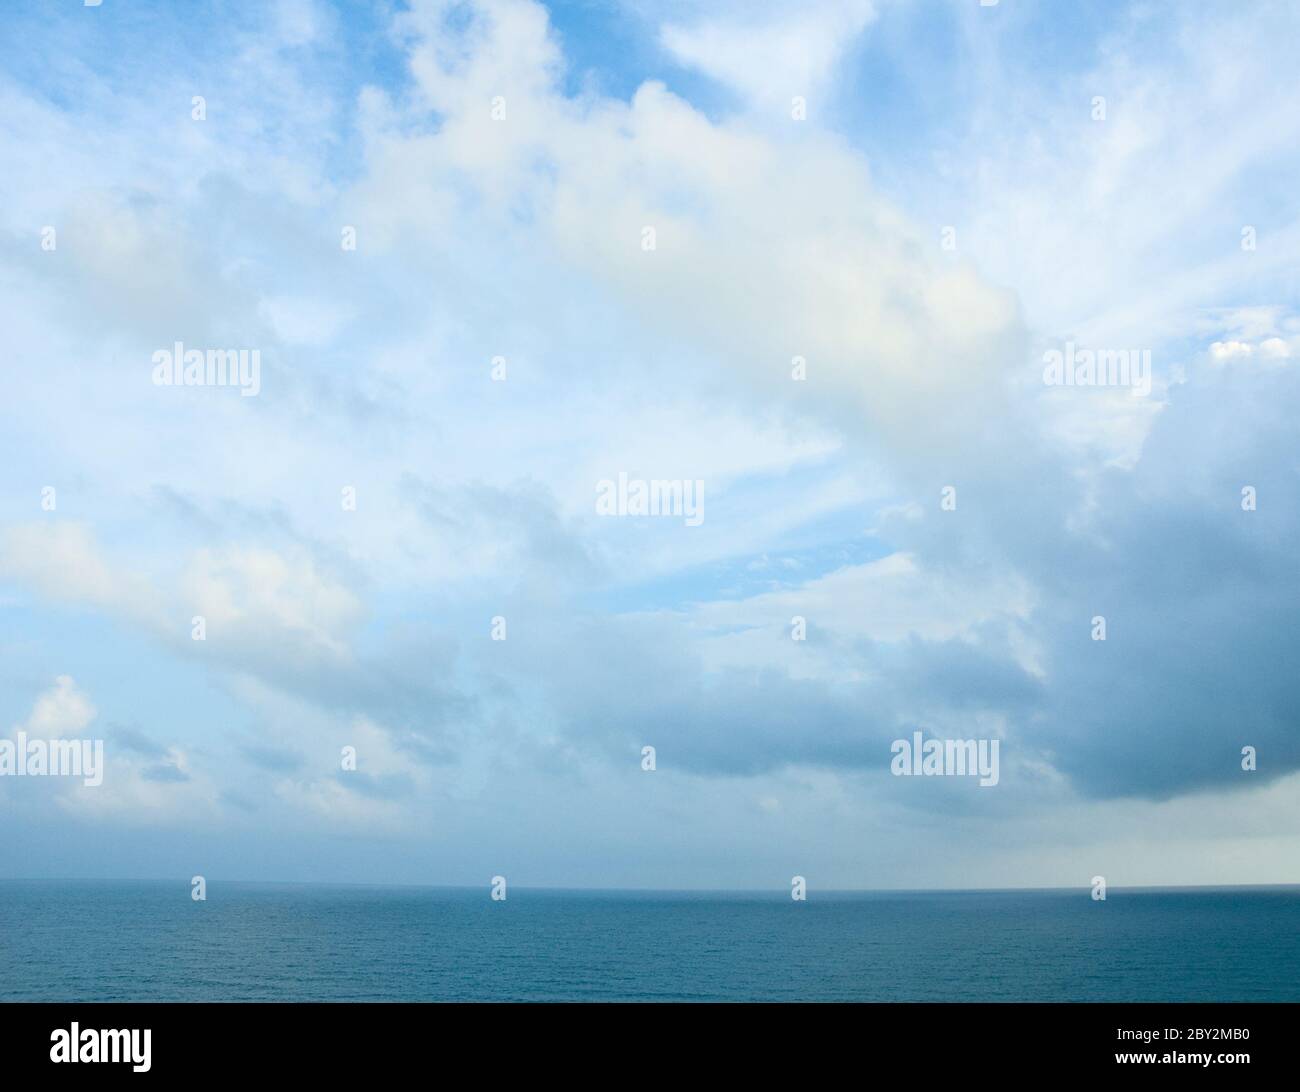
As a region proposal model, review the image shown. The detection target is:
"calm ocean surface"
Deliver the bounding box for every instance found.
[1,881,1296,1002]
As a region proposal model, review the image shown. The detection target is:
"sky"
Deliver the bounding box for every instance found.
[0,0,1297,890]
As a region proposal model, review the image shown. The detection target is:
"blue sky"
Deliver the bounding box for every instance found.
[1,0,1298,889]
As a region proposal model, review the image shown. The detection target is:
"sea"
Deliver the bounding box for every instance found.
[1,881,1296,1002]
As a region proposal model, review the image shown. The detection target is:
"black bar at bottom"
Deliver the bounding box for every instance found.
[2,1001,1290,1078]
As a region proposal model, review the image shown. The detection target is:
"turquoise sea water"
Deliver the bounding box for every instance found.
[0,882,1296,1001]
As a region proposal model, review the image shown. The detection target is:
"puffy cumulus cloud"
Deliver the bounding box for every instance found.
[16,675,96,740]
[354,0,1025,468]
[1210,340,1254,361]
[658,0,878,111]
[401,0,563,122]
[0,677,218,824]
[182,544,366,658]
[0,523,361,659]
[1209,337,1293,364]
[0,524,162,622]
[0,523,472,744]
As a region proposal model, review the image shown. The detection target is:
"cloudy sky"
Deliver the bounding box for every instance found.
[1,0,1297,890]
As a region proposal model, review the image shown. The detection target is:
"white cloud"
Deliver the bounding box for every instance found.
[1,677,218,824]
[1210,339,1253,360]
[659,0,877,109]
[15,675,96,740]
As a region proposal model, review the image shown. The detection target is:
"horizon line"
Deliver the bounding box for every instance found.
[3,877,1299,895]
